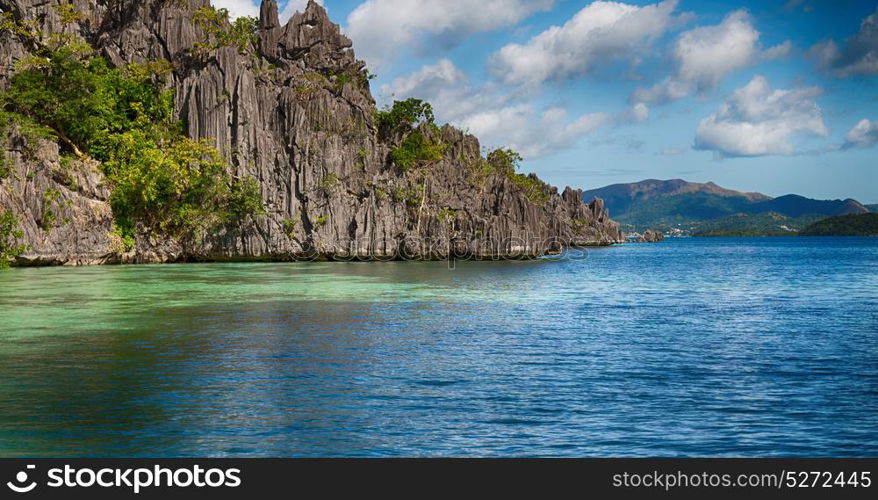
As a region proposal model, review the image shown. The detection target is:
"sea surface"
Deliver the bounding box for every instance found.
[0,237,876,457]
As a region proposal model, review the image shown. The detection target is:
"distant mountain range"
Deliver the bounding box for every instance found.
[583,179,874,236]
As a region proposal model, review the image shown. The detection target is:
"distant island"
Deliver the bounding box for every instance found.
[690,213,825,237]
[583,179,874,237]
[799,214,878,236]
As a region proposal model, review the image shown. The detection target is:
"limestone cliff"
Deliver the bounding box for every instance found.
[0,0,622,265]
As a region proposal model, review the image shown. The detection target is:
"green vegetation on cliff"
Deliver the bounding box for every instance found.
[464,148,552,204]
[192,6,258,55]
[390,130,446,172]
[0,150,8,178]
[0,210,28,268]
[0,1,622,265]
[0,18,263,247]
[377,99,446,172]
[799,213,878,236]
[374,101,552,205]
[376,98,436,135]
[487,149,551,204]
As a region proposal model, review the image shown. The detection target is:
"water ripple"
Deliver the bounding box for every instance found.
[0,237,875,457]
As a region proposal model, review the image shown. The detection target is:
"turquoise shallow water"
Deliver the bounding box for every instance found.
[0,237,876,457]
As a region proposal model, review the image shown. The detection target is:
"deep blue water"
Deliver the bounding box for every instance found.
[0,237,876,457]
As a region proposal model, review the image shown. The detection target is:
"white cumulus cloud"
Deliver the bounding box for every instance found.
[380,59,501,124]
[346,0,553,68]
[694,75,828,158]
[633,10,792,106]
[675,10,760,91]
[490,0,682,88]
[212,0,259,18]
[845,119,878,148]
[382,59,651,159]
[460,105,612,159]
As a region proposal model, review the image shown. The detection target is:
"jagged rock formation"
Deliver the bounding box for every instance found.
[638,230,665,243]
[622,229,664,243]
[0,0,621,265]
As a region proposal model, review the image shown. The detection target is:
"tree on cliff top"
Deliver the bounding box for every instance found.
[376,98,436,138]
[377,99,447,172]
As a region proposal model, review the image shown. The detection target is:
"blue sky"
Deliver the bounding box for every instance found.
[217,0,878,203]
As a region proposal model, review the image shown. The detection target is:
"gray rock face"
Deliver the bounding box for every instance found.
[0,0,622,265]
[628,229,665,243]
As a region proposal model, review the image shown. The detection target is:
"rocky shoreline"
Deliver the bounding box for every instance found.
[0,0,622,266]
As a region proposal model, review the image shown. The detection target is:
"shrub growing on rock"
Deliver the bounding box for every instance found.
[377,99,447,171]
[0,210,28,268]
[0,28,264,246]
[193,6,258,55]
[487,148,551,204]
